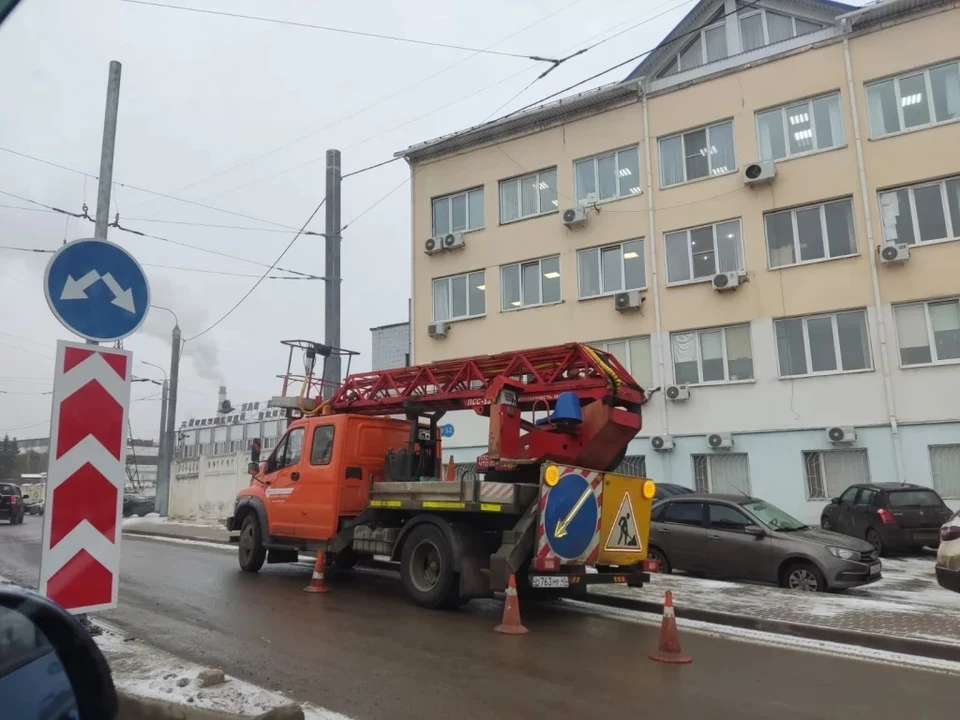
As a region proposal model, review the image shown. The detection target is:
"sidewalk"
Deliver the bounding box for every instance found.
[591,555,960,661]
[122,516,232,544]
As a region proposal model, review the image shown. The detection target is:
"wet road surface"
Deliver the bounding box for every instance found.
[2,518,957,719]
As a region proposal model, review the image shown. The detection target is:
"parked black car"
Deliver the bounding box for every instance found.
[0,483,25,524]
[820,483,953,556]
[122,494,155,518]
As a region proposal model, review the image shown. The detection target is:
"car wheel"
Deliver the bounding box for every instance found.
[783,562,826,592]
[399,524,459,609]
[866,528,886,557]
[647,547,672,575]
[238,514,266,573]
[820,515,833,531]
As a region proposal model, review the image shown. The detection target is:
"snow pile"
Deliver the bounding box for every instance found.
[121,514,167,527]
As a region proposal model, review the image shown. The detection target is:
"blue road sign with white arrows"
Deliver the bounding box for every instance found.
[44,238,151,343]
[543,472,599,561]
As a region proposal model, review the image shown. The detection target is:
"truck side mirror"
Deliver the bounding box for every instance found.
[248,462,259,476]
[250,438,261,464]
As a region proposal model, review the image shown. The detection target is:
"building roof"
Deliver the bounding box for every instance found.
[370,321,410,332]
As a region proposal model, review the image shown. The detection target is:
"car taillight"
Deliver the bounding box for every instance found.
[942,526,960,542]
[877,508,897,525]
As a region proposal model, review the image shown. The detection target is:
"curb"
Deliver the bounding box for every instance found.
[582,591,960,663]
[123,529,233,545]
[118,691,304,720]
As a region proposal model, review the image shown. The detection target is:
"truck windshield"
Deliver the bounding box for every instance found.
[743,500,807,531]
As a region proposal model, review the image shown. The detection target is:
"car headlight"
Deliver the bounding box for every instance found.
[826,546,860,561]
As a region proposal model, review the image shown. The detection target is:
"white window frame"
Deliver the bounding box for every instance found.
[573,146,642,204]
[664,218,744,286]
[802,449,870,501]
[756,92,845,161]
[670,324,753,386]
[764,197,858,269]
[431,187,484,236]
[590,336,654,388]
[774,310,873,379]
[577,239,646,298]
[432,271,486,323]
[660,18,727,76]
[500,256,562,312]
[499,167,558,224]
[692,453,752,494]
[659,121,736,187]
[879,176,960,248]
[739,9,823,50]
[893,298,960,368]
[866,60,960,139]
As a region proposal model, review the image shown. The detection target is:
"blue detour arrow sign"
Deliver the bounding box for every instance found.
[44,238,150,342]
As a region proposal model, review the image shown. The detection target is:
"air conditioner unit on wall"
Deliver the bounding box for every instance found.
[707,432,733,449]
[615,290,643,312]
[879,243,910,264]
[665,384,689,402]
[442,231,465,251]
[562,206,586,228]
[712,272,740,292]
[424,237,442,255]
[651,435,674,451]
[427,322,449,339]
[827,426,856,444]
[743,160,776,186]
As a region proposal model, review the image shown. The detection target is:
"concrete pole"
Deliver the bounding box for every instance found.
[95,61,122,240]
[321,149,342,399]
[156,379,169,495]
[158,325,180,516]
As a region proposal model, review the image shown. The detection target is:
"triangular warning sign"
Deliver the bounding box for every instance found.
[604,492,642,552]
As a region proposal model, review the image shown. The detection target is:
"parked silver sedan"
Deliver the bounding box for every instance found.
[648,494,881,592]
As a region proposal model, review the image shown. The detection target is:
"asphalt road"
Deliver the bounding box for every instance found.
[2,518,957,719]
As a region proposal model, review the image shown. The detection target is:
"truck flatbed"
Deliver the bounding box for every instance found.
[368,480,538,515]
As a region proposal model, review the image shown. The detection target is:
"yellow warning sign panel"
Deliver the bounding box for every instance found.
[597,473,651,567]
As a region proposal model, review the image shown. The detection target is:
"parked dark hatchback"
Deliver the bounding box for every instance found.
[0,483,25,524]
[820,483,953,556]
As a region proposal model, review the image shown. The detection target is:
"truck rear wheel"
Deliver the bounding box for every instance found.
[238,514,266,573]
[400,524,460,609]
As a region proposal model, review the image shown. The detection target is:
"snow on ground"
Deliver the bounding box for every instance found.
[95,623,353,719]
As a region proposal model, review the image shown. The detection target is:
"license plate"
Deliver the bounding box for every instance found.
[530,575,569,589]
[870,563,881,576]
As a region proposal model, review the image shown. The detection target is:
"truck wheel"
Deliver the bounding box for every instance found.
[400,524,459,609]
[332,548,358,570]
[238,514,266,573]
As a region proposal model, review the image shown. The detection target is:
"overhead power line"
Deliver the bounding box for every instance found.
[122,1,561,63]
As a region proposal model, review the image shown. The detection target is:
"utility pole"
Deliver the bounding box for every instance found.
[158,325,180,516]
[95,61,122,240]
[321,149,342,399]
[156,379,169,495]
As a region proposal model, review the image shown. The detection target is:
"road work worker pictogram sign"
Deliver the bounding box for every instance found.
[597,473,651,567]
[604,492,641,552]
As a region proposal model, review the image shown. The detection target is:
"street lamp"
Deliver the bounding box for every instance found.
[148,305,181,517]
[140,361,169,499]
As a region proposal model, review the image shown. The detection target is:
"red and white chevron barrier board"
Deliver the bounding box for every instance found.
[39,340,132,614]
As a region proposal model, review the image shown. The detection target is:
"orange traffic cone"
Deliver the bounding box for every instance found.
[649,591,690,663]
[444,456,456,482]
[303,552,331,594]
[494,574,528,635]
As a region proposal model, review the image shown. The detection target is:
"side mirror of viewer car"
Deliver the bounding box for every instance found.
[0,586,118,719]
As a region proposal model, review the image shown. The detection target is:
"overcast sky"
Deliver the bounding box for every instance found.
[0,0,798,442]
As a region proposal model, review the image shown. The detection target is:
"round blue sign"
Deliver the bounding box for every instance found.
[440,424,454,438]
[543,472,598,561]
[44,238,150,342]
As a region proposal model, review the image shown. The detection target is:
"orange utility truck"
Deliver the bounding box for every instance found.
[227,340,657,608]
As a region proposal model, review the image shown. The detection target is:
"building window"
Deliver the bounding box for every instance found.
[803,449,869,500]
[739,8,823,52]
[591,337,653,388]
[930,445,960,499]
[499,168,558,223]
[664,219,743,284]
[659,121,735,187]
[756,92,845,161]
[671,324,753,385]
[775,310,872,378]
[894,299,960,366]
[879,176,960,247]
[432,271,486,322]
[658,10,727,77]
[574,147,641,203]
[614,455,647,478]
[693,454,751,495]
[578,239,646,298]
[501,256,561,311]
[867,61,960,138]
[765,198,857,268]
[431,188,483,236]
